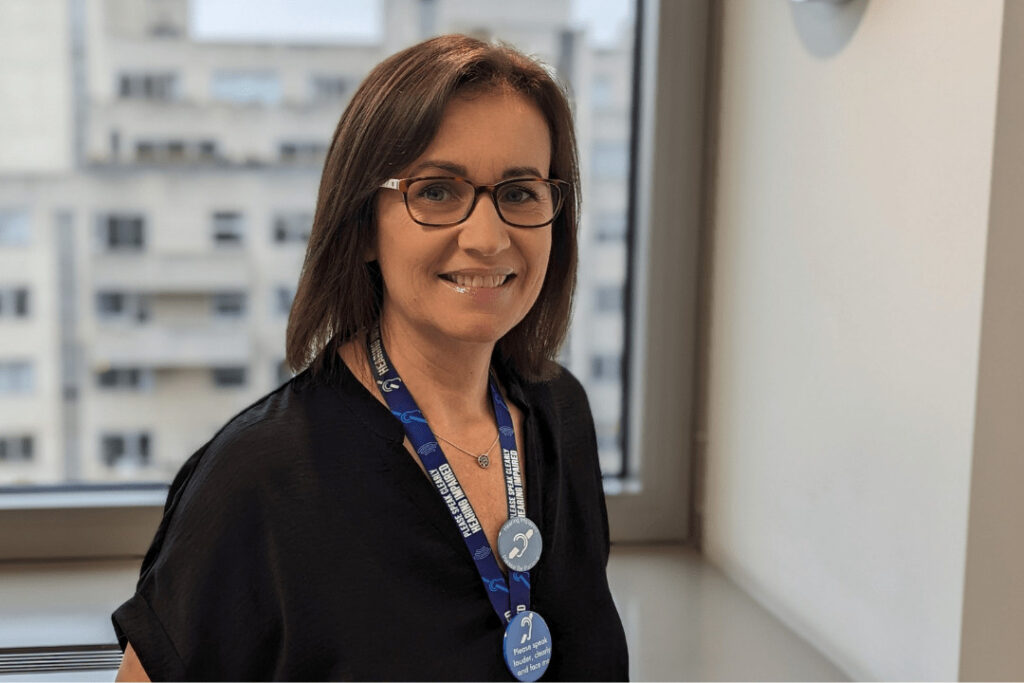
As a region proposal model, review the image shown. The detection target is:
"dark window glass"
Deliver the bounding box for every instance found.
[212,366,247,387]
[212,292,246,317]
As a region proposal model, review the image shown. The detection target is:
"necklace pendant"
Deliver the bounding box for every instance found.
[477,454,490,469]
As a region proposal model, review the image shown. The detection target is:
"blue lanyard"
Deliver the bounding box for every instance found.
[366,325,531,624]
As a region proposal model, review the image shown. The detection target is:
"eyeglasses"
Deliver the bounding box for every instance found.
[379,176,570,228]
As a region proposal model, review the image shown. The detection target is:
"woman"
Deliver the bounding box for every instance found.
[113,34,628,681]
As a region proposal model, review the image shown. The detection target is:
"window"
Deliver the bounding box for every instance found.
[275,286,294,316]
[272,211,312,243]
[0,435,34,462]
[0,0,695,543]
[309,74,350,102]
[212,211,245,246]
[0,361,34,394]
[278,142,328,164]
[97,214,145,251]
[135,139,215,164]
[212,366,247,387]
[595,285,623,313]
[97,367,153,391]
[211,71,282,105]
[100,432,151,468]
[117,72,180,101]
[198,140,219,161]
[590,354,621,382]
[212,292,246,318]
[0,287,30,318]
[96,292,150,323]
[0,210,30,246]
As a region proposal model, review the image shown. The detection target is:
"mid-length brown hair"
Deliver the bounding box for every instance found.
[286,34,580,382]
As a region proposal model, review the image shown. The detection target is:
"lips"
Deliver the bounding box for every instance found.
[438,271,516,288]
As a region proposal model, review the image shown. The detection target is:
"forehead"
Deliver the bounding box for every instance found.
[405,90,553,180]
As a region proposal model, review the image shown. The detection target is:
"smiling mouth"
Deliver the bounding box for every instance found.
[438,273,516,288]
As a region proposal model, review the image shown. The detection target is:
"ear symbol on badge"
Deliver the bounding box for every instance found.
[519,612,535,643]
[508,529,534,560]
[498,517,542,572]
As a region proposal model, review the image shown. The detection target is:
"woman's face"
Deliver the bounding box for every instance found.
[372,90,553,348]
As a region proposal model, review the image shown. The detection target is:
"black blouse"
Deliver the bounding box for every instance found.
[111,351,629,681]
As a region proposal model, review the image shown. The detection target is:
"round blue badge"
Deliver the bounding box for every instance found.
[498,517,543,572]
[503,610,552,682]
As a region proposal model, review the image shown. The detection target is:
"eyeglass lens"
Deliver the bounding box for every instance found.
[405,178,560,227]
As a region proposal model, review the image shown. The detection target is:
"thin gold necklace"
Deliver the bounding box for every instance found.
[435,431,499,469]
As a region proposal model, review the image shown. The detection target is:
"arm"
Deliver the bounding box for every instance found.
[115,642,151,682]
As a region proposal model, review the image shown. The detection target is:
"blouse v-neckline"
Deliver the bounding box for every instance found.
[330,350,545,571]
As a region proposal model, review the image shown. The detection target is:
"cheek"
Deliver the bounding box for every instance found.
[525,233,553,293]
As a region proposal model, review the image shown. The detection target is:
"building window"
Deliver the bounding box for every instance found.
[0,210,30,246]
[211,71,282,105]
[0,287,30,318]
[275,286,294,317]
[212,211,245,246]
[0,361,34,394]
[96,292,150,323]
[212,292,246,318]
[0,435,34,462]
[309,74,350,102]
[212,366,247,387]
[97,214,145,251]
[590,354,621,382]
[100,432,151,468]
[135,139,210,164]
[595,285,623,313]
[97,367,152,391]
[272,212,311,243]
[117,72,180,101]
[198,140,219,161]
[278,142,328,164]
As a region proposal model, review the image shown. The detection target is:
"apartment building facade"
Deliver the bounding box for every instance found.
[0,0,633,485]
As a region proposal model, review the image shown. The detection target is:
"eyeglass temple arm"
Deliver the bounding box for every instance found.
[380,179,401,190]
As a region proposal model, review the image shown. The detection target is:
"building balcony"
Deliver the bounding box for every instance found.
[90,324,251,368]
[93,252,250,293]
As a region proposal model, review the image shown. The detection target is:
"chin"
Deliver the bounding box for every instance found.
[441,323,510,346]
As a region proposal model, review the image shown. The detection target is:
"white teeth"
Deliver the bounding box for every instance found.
[446,273,509,288]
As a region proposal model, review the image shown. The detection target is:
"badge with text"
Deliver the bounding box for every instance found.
[498,517,543,572]
[503,610,553,682]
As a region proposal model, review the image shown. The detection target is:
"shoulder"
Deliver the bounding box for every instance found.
[165,372,386,515]
[202,376,325,476]
[516,361,592,419]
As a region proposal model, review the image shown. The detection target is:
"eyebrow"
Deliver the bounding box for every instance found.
[408,159,545,180]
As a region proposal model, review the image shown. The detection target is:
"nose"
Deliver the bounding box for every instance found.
[457,192,511,257]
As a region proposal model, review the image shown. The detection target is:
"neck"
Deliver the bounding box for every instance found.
[376,310,496,431]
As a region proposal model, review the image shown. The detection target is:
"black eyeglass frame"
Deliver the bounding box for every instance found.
[379,175,571,228]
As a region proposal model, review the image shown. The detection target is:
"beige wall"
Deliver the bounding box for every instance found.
[703,0,1005,679]
[958,2,1024,679]
[0,0,73,173]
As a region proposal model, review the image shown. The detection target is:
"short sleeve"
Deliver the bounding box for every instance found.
[111,426,288,681]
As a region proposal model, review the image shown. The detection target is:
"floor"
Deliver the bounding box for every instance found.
[0,544,848,681]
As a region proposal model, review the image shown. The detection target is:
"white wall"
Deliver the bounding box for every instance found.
[702,1,1005,679]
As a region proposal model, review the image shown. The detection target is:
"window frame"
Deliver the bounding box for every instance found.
[0,0,708,559]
